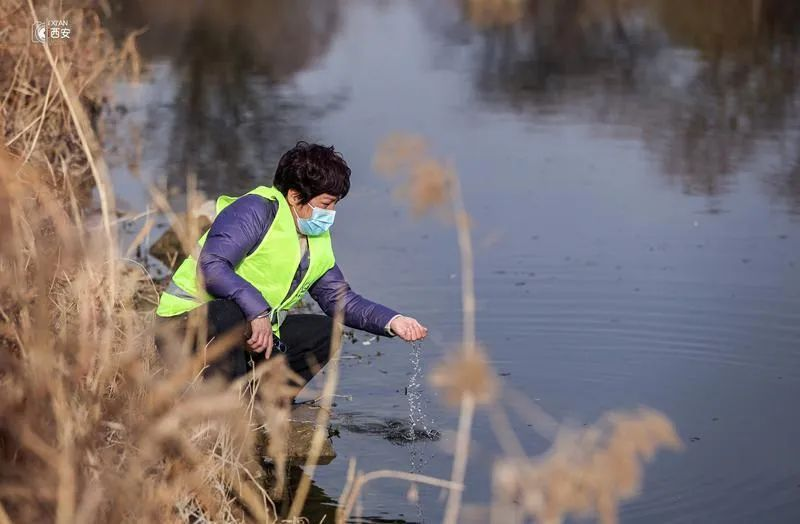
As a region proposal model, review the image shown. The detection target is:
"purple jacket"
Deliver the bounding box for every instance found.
[198,194,399,336]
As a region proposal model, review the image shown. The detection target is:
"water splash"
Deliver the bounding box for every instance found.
[406,341,437,523]
[335,416,439,444]
[406,341,435,441]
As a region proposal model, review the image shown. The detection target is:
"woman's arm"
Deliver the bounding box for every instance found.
[199,195,276,321]
[309,264,400,336]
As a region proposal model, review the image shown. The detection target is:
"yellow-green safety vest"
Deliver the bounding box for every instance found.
[155,186,335,336]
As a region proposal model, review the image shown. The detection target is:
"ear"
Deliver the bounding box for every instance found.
[286,189,301,205]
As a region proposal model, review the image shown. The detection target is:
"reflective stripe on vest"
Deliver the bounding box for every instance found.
[155,186,335,336]
[165,281,196,301]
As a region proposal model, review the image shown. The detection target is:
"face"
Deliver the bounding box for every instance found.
[288,190,338,220]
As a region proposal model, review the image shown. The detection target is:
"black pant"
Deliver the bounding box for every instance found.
[157,300,334,385]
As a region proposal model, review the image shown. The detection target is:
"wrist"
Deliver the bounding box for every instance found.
[385,314,403,336]
[252,309,271,321]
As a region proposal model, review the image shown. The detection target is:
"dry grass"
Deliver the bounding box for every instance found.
[429,346,499,407]
[0,147,301,523]
[492,408,682,524]
[374,134,481,524]
[0,140,316,522]
[375,134,453,219]
[1,0,138,205]
[0,3,296,523]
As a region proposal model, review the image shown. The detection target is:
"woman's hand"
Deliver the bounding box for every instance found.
[390,315,428,342]
[248,317,274,356]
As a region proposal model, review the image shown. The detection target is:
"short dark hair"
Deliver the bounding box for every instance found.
[273,142,351,203]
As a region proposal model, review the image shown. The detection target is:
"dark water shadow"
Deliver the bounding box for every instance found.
[268,465,416,524]
[334,412,441,446]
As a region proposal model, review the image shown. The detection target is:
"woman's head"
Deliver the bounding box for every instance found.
[274,142,350,234]
[273,142,350,209]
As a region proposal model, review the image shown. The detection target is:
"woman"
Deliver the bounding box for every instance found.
[156,142,427,383]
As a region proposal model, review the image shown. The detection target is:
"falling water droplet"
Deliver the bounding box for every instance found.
[407,341,434,442]
[406,341,435,522]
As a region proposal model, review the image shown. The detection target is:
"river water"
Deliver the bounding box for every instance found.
[103,0,800,522]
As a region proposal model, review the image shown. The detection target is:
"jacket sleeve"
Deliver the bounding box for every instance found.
[309,263,400,337]
[198,195,276,321]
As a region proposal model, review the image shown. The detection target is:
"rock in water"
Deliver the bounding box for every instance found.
[149,200,215,269]
[260,404,337,500]
[261,404,337,466]
[286,404,337,465]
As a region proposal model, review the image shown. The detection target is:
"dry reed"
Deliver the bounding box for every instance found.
[492,408,682,524]
[374,133,481,524]
[429,345,498,407]
[0,146,303,522]
[0,3,296,522]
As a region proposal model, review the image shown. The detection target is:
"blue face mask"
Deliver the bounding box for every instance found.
[295,203,335,236]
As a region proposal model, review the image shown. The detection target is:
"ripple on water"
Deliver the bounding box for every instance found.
[477,277,800,377]
[623,470,800,523]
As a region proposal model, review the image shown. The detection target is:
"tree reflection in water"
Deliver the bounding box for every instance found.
[106,0,344,198]
[442,0,800,210]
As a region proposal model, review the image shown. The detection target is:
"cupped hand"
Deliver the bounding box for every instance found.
[390,315,428,342]
[248,316,273,357]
